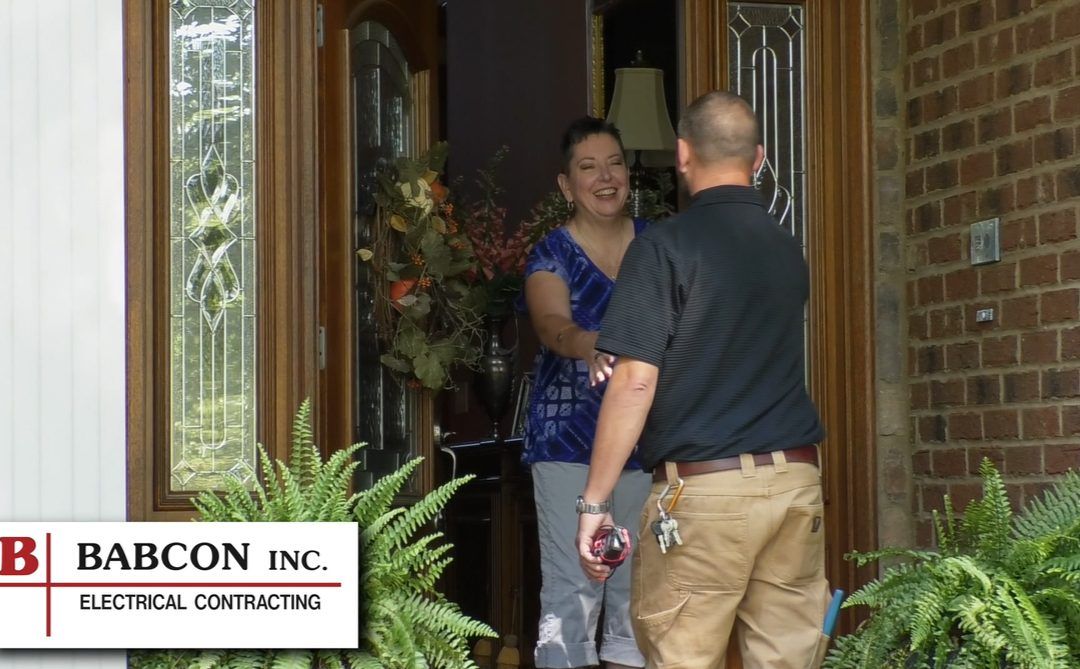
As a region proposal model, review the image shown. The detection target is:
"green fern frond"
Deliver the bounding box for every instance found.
[269,650,313,669]
[353,458,423,527]
[188,650,227,669]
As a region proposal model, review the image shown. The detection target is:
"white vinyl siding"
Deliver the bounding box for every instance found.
[0,0,126,667]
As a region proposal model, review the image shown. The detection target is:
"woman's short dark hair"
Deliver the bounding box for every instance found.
[560,116,624,174]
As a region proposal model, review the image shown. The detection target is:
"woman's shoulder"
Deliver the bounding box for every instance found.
[531,225,572,257]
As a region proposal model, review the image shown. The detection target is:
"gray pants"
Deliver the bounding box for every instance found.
[532,461,651,668]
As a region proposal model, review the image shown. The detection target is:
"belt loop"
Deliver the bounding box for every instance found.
[816,445,823,478]
[772,449,789,473]
[739,453,757,478]
[664,461,679,485]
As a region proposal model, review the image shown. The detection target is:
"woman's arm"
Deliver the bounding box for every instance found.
[525,272,614,385]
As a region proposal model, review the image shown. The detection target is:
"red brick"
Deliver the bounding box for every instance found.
[978,108,1012,142]
[997,63,1032,97]
[920,415,948,443]
[1015,97,1051,132]
[1062,326,1080,359]
[919,275,946,305]
[1023,406,1061,438]
[996,138,1033,175]
[1038,208,1077,243]
[1041,289,1079,324]
[959,73,996,111]
[1057,85,1080,122]
[929,307,965,338]
[912,0,938,19]
[927,159,960,192]
[1001,294,1039,328]
[912,57,940,88]
[960,0,993,32]
[907,168,926,198]
[1005,445,1044,475]
[918,345,946,374]
[1042,368,1080,399]
[1015,174,1054,209]
[960,150,995,185]
[1003,370,1038,401]
[910,312,928,340]
[912,382,931,410]
[1001,216,1037,250]
[949,412,983,440]
[997,0,1032,19]
[928,234,962,264]
[1056,4,1080,41]
[945,268,978,300]
[979,184,1015,217]
[984,409,1019,438]
[984,336,1019,367]
[942,43,977,80]
[924,10,958,47]
[1064,405,1080,435]
[933,447,969,477]
[947,341,981,370]
[978,28,1014,67]
[944,191,979,224]
[931,379,966,407]
[950,482,984,512]
[915,518,935,547]
[908,24,923,54]
[969,446,1006,475]
[1018,254,1058,287]
[1034,129,1074,164]
[913,129,939,162]
[1045,445,1080,475]
[913,450,932,476]
[1034,49,1073,87]
[980,262,1017,294]
[912,201,941,234]
[1015,14,1053,54]
[922,485,947,514]
[968,375,1001,405]
[1021,330,1059,363]
[1058,167,1080,199]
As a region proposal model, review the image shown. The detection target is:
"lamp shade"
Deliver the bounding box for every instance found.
[605,67,677,167]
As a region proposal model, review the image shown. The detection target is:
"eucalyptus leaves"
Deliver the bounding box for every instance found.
[359,143,486,390]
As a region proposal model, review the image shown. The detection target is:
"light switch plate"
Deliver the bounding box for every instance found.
[970,218,1001,265]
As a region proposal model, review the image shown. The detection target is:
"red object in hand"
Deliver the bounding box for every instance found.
[591,525,632,569]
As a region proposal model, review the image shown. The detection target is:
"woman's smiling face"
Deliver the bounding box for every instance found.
[560,133,629,220]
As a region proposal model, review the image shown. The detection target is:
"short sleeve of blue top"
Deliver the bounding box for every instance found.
[520,218,648,469]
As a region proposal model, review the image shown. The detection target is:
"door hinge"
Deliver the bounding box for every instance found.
[316,4,324,48]
[317,325,327,370]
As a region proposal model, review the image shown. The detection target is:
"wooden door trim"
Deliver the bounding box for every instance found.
[680,0,878,627]
[123,0,319,519]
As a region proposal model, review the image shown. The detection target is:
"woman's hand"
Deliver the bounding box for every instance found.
[587,349,616,387]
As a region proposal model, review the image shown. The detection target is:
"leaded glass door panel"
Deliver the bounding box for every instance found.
[317,0,439,499]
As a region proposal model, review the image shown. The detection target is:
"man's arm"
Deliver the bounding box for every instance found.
[576,357,658,581]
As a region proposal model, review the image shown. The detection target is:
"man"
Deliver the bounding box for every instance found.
[575,91,829,668]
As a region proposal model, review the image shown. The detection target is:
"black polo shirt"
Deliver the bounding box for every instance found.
[597,185,825,470]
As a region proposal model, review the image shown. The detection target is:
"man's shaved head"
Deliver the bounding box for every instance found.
[677,92,759,168]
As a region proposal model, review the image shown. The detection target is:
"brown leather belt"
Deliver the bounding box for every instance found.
[652,445,819,483]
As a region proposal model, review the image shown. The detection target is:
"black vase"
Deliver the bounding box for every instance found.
[474,313,516,441]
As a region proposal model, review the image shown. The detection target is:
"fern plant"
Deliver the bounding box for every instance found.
[825,458,1080,669]
[130,400,495,669]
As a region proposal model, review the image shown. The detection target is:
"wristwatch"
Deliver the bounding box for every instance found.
[575,495,611,515]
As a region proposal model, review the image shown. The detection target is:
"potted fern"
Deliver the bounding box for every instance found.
[825,458,1080,669]
[130,400,495,669]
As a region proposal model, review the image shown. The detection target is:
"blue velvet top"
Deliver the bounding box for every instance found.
[520,218,648,468]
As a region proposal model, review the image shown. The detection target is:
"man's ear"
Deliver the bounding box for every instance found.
[676,138,691,174]
[752,144,765,174]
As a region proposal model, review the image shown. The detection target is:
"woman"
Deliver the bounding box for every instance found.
[522,117,651,669]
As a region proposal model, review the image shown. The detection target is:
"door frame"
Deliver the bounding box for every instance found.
[681,0,879,626]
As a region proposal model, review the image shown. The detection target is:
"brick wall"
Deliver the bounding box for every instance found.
[905,0,1080,545]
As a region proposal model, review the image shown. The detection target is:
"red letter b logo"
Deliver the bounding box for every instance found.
[0,537,39,575]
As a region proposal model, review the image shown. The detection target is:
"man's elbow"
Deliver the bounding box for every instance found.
[615,361,658,395]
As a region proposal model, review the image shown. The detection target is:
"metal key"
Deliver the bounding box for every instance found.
[651,519,670,554]
[662,517,683,547]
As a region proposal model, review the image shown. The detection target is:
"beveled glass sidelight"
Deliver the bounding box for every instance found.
[168,0,257,492]
[727,2,806,252]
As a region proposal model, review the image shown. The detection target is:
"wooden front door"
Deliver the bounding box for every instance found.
[683,0,877,636]
[317,0,440,495]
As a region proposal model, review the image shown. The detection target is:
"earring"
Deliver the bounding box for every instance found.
[566,200,575,213]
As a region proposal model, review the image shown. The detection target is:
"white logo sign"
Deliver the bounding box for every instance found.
[0,522,359,649]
